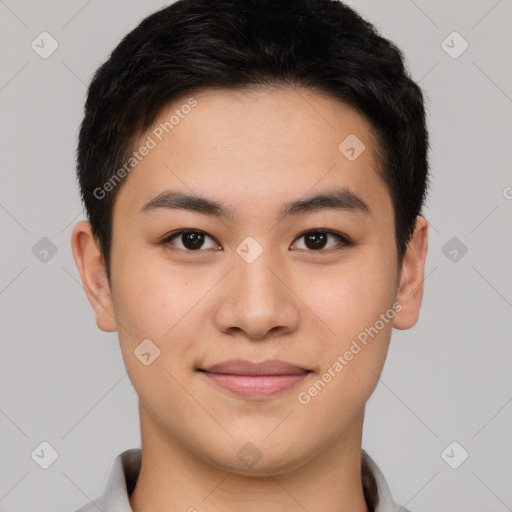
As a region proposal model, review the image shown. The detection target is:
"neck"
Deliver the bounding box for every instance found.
[129,405,370,512]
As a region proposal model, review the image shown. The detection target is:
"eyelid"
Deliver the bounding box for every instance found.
[290,229,351,251]
[161,229,221,251]
[161,228,352,252]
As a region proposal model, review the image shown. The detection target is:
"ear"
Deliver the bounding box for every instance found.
[392,216,429,330]
[71,220,117,332]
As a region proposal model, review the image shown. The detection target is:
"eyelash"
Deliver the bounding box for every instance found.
[160,229,352,254]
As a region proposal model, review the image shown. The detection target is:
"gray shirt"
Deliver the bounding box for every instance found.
[75,448,411,512]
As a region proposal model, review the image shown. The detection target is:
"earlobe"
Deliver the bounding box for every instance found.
[392,216,429,330]
[71,220,118,332]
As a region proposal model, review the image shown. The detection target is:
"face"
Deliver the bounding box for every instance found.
[73,87,427,476]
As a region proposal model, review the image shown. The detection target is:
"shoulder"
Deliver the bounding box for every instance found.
[72,448,141,512]
[363,450,412,512]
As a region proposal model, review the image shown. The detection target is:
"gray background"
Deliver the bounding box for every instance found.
[0,0,511,511]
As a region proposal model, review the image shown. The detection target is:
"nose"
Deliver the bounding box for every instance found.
[214,250,301,340]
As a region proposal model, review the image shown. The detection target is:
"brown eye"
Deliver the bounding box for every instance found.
[291,230,351,251]
[163,230,220,251]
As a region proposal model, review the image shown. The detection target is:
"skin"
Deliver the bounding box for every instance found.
[72,87,428,512]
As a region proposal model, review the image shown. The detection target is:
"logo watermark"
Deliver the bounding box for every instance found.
[93,97,198,200]
[297,301,402,405]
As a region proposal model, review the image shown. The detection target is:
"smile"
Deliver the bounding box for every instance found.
[196,358,313,399]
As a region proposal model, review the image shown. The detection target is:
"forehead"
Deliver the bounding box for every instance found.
[112,87,390,222]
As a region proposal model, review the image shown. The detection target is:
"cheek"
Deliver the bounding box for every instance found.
[111,260,203,408]
[301,251,397,342]
[111,247,200,340]
[294,258,396,426]
[110,249,218,385]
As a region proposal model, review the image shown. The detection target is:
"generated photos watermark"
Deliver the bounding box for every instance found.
[93,97,198,200]
[297,301,403,405]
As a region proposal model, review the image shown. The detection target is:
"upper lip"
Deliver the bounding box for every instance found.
[199,359,311,376]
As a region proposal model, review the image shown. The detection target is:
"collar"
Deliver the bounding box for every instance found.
[75,448,411,512]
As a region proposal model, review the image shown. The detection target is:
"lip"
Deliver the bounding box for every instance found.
[197,359,312,399]
[201,359,311,376]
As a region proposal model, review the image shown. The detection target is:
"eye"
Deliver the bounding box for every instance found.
[161,228,351,253]
[162,230,221,251]
[291,230,351,251]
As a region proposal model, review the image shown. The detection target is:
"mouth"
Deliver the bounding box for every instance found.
[196,359,313,399]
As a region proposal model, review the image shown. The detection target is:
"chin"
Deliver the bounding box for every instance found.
[201,439,312,477]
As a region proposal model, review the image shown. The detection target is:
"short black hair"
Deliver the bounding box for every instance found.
[76,0,429,283]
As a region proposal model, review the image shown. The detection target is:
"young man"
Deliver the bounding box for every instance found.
[71,0,429,511]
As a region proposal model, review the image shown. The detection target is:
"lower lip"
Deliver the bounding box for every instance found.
[200,372,310,399]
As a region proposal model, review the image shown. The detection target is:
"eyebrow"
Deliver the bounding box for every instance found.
[139,187,371,220]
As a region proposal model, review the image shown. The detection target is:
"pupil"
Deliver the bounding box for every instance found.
[183,231,204,250]
[306,232,326,250]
